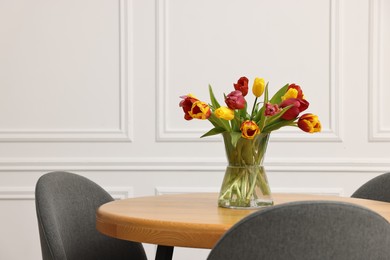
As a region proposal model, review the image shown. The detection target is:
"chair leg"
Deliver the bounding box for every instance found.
[155,245,174,260]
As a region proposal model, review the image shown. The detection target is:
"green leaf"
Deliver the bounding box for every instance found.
[262,119,296,133]
[269,83,289,104]
[232,111,242,132]
[208,113,231,131]
[252,100,262,122]
[256,82,269,130]
[230,131,242,147]
[263,104,294,125]
[264,82,269,103]
[238,104,248,121]
[251,102,260,118]
[200,127,226,138]
[209,85,221,110]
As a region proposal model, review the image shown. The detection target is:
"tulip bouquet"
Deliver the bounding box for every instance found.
[179,76,321,208]
[179,77,321,139]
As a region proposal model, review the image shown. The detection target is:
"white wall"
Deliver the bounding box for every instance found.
[0,0,389,259]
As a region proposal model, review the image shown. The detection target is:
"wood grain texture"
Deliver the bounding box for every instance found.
[96,193,390,249]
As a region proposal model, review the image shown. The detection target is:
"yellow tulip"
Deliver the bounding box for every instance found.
[281,88,299,100]
[252,78,265,97]
[215,107,235,120]
[281,84,305,100]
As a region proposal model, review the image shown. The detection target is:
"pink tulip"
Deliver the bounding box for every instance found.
[265,103,280,116]
[225,90,246,110]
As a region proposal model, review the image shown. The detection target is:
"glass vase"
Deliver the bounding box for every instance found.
[218,132,273,209]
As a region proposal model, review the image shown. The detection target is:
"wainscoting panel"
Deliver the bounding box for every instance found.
[0,0,133,142]
[157,0,340,142]
[369,0,390,141]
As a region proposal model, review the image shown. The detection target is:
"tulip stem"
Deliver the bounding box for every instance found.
[249,97,258,121]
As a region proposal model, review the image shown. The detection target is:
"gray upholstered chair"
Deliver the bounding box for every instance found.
[35,171,147,260]
[351,172,390,202]
[207,201,390,260]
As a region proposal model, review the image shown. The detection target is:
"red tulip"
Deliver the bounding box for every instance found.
[280,98,309,120]
[234,77,249,96]
[179,94,199,120]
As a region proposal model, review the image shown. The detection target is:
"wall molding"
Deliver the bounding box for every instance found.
[0,186,344,200]
[269,187,344,196]
[155,187,344,196]
[0,0,133,143]
[0,157,388,172]
[0,187,35,200]
[106,187,135,200]
[369,0,390,141]
[0,187,134,200]
[156,0,342,143]
[155,187,219,195]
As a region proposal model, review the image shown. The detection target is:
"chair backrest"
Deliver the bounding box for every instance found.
[35,171,147,260]
[351,172,390,202]
[207,201,390,260]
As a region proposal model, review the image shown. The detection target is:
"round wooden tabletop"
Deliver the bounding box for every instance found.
[96,193,390,249]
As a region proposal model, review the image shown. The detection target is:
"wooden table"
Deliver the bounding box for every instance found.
[96,193,390,260]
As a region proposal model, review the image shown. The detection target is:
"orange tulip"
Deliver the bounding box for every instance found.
[189,101,211,120]
[298,113,321,133]
[240,120,260,139]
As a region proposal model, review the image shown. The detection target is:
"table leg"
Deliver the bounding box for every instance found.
[155,245,174,260]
